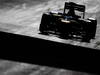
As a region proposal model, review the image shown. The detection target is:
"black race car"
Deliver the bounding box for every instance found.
[39,2,97,42]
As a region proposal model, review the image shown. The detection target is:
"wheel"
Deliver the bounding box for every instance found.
[87,18,97,39]
[81,32,91,43]
[39,13,50,33]
[82,37,90,43]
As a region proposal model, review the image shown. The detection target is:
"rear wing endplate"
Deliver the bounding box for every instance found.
[64,2,86,18]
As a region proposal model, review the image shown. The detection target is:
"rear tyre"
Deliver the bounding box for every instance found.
[39,13,50,34]
[88,18,97,39]
[82,37,90,43]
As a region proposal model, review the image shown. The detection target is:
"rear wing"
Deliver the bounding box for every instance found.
[64,2,86,18]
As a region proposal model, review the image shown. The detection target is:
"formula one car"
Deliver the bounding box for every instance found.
[39,2,97,42]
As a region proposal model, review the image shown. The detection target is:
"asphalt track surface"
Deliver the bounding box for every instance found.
[0,0,100,49]
[0,60,97,75]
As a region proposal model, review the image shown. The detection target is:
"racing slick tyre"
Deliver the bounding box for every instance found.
[39,13,50,35]
[88,18,97,39]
